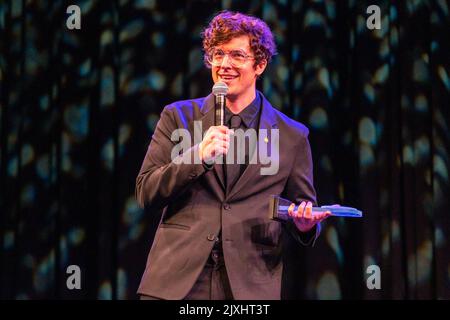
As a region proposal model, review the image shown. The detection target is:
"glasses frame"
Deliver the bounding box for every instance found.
[207,48,255,68]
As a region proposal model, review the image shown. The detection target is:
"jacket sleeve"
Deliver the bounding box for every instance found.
[281,128,321,247]
[135,106,210,209]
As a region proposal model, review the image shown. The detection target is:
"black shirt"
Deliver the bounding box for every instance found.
[224,92,261,131]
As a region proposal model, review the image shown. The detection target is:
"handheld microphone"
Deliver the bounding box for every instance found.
[212,82,228,126]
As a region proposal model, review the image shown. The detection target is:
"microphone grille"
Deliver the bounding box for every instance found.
[212,82,228,96]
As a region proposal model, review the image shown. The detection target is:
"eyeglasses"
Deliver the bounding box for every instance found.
[206,48,255,68]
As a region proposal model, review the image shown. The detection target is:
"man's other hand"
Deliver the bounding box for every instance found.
[288,201,334,233]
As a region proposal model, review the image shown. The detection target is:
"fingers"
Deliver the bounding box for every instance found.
[206,125,231,135]
[288,203,295,217]
[211,129,232,139]
[313,210,332,222]
[291,201,332,233]
[292,201,331,221]
[305,201,312,219]
[204,126,232,147]
[201,126,234,162]
[289,201,313,219]
[290,201,332,222]
[208,132,231,145]
[298,201,306,218]
[209,129,232,151]
[296,201,312,219]
[207,125,233,137]
[208,145,228,158]
[212,139,230,151]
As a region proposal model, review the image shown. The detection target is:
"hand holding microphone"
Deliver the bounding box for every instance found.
[199,82,232,165]
[199,125,232,165]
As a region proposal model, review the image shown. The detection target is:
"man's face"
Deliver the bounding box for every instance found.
[211,35,267,100]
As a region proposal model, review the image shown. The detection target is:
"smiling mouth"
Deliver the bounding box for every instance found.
[218,75,238,81]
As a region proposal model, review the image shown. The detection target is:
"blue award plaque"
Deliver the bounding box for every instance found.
[269,195,362,222]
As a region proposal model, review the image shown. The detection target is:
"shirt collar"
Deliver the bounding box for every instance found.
[224,92,261,128]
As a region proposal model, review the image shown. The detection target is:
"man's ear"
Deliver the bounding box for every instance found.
[255,59,267,77]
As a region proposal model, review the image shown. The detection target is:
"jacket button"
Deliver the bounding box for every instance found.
[223,203,231,210]
[207,234,216,241]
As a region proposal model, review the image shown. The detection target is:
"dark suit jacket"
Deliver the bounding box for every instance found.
[136,91,319,300]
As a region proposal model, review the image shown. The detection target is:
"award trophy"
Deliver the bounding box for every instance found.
[269,195,363,222]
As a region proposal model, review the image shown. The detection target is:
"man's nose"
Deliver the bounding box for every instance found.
[219,54,232,68]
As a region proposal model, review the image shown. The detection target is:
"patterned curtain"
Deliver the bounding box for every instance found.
[0,0,449,299]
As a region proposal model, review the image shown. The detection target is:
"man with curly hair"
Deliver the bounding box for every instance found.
[136,11,330,300]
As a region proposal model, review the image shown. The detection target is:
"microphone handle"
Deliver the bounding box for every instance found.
[215,94,225,126]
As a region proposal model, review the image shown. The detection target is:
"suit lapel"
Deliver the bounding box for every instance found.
[226,92,278,201]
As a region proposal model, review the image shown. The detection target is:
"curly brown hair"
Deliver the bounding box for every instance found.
[201,11,277,68]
